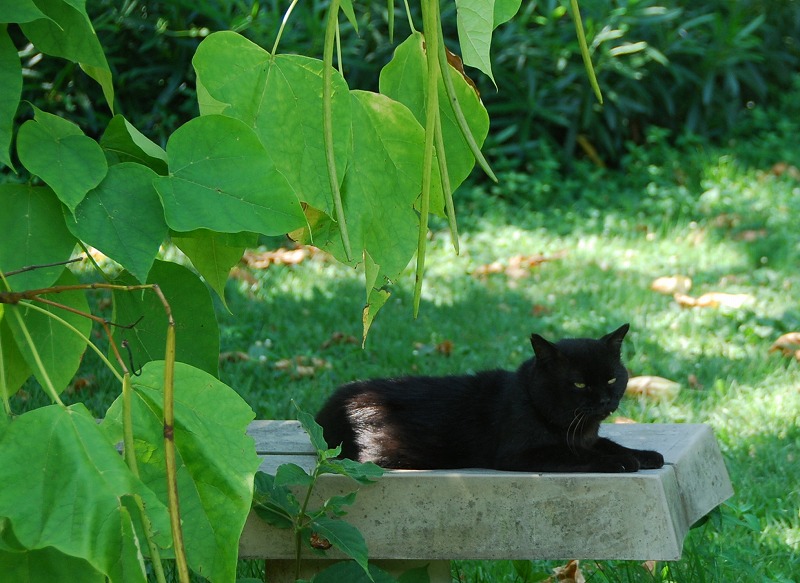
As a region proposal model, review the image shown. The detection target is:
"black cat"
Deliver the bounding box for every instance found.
[316,324,664,472]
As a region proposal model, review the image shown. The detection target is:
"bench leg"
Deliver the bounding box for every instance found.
[264,559,451,582]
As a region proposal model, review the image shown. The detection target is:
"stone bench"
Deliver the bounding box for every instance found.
[239,422,733,582]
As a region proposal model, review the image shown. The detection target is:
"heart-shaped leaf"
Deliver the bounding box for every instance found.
[154,114,306,236]
[0,403,169,583]
[16,108,107,213]
[111,260,219,376]
[103,361,260,582]
[5,269,92,396]
[0,184,77,290]
[100,115,168,174]
[0,28,21,169]
[193,32,352,219]
[67,163,167,283]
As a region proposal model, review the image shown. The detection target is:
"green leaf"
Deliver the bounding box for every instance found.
[66,163,167,283]
[5,269,92,396]
[103,361,261,583]
[253,471,300,529]
[19,0,114,109]
[0,185,77,290]
[0,0,48,23]
[295,404,330,453]
[362,250,391,343]
[0,403,169,583]
[193,32,352,219]
[170,229,256,310]
[154,114,306,236]
[380,32,490,214]
[322,491,358,517]
[111,260,220,376]
[296,90,428,334]
[339,0,359,33]
[16,108,108,213]
[493,0,522,27]
[311,517,370,574]
[100,115,168,174]
[0,308,32,400]
[455,0,497,86]
[274,462,313,488]
[0,28,21,169]
[320,458,384,485]
[0,547,104,583]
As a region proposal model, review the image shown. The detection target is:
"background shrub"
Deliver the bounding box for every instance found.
[10,0,800,170]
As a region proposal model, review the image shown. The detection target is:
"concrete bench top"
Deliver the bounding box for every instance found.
[239,421,732,577]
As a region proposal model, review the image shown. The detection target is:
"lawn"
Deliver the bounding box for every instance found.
[10,93,800,582]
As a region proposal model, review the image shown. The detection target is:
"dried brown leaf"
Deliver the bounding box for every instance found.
[472,251,567,279]
[651,275,692,295]
[309,532,332,550]
[769,332,800,360]
[241,245,321,269]
[770,162,800,180]
[219,351,250,363]
[436,340,454,357]
[674,292,753,309]
[626,376,681,401]
[445,47,480,97]
[320,331,359,349]
[550,560,585,583]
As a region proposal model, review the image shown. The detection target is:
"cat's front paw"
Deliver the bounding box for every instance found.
[593,454,640,473]
[634,449,664,469]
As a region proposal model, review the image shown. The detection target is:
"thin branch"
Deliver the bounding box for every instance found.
[16,301,125,384]
[3,257,83,277]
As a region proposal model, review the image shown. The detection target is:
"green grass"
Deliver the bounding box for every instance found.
[9,99,800,581]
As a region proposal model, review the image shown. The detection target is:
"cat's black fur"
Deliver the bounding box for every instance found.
[315,324,664,472]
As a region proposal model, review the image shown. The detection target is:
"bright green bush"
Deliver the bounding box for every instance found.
[480,0,800,166]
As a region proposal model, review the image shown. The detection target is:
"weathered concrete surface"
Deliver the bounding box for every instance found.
[240,422,733,579]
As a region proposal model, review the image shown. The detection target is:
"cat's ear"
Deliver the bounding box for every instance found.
[601,323,630,354]
[530,334,561,363]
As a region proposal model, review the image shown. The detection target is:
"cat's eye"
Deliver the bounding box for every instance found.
[607,378,617,385]
[574,382,586,389]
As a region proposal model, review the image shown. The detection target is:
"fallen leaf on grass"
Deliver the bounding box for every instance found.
[274,356,331,378]
[436,340,454,356]
[241,245,321,269]
[472,251,567,279]
[674,292,753,309]
[769,162,800,180]
[67,375,96,394]
[219,351,250,363]
[651,275,692,295]
[769,332,800,361]
[229,266,259,286]
[626,376,681,401]
[612,416,637,424]
[412,340,455,357]
[320,331,359,349]
[544,560,585,583]
[734,229,768,242]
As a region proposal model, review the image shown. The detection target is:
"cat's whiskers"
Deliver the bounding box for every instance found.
[566,409,585,455]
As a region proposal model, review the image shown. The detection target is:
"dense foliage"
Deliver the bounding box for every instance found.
[14,0,800,167]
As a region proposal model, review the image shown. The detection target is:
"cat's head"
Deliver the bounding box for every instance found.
[528,324,630,427]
